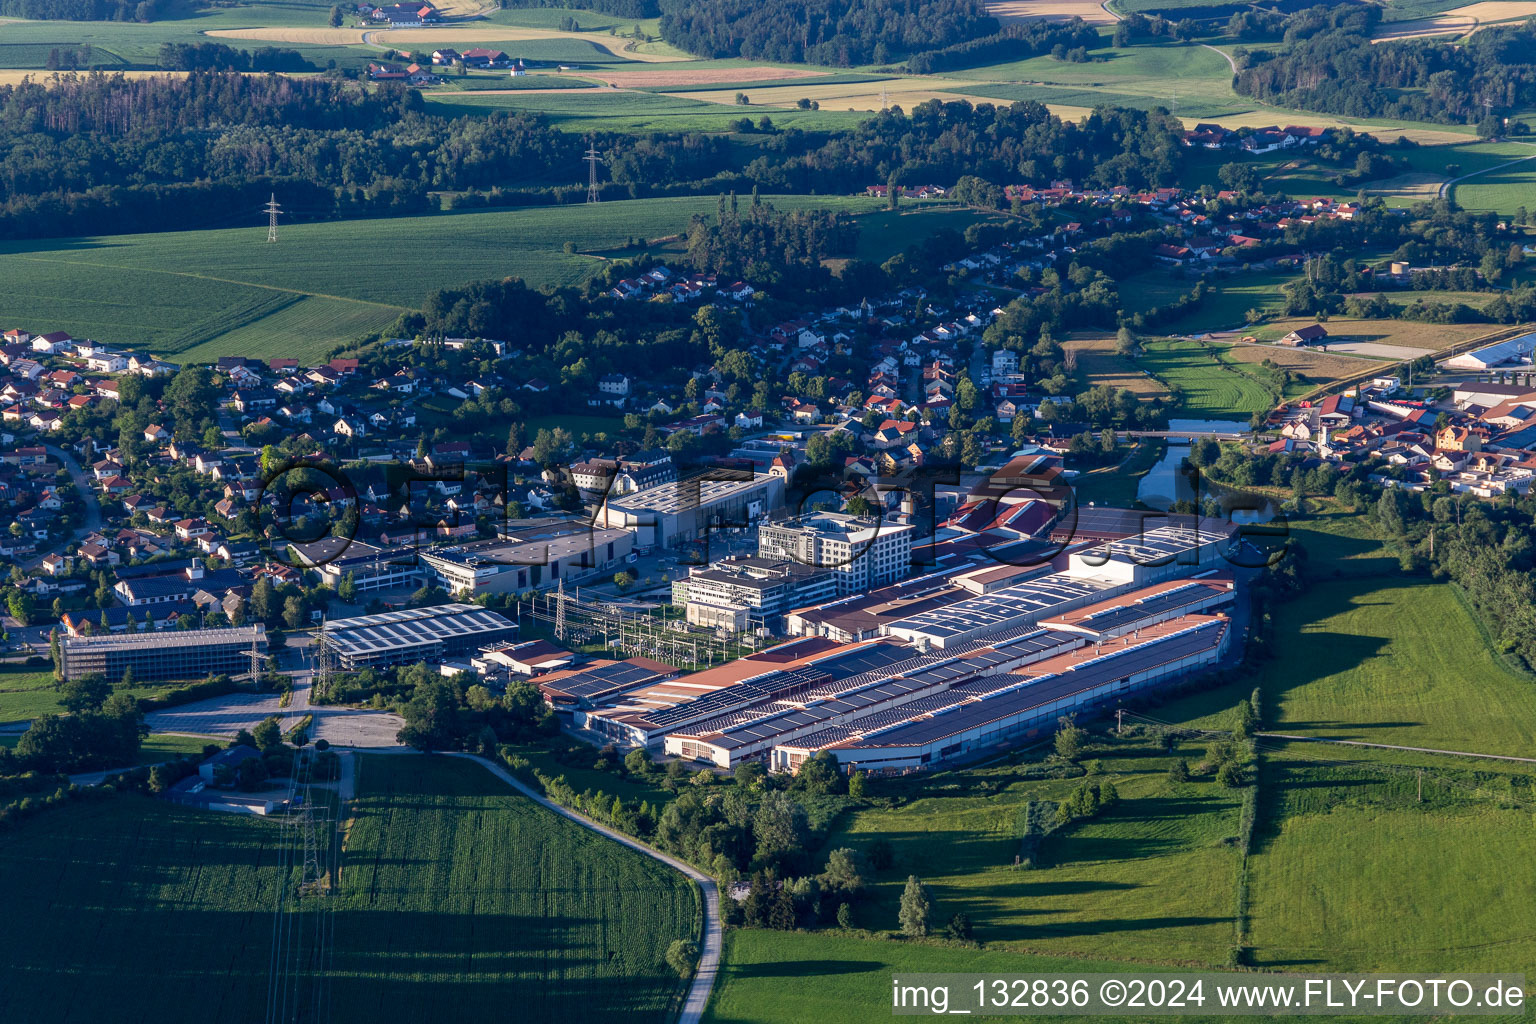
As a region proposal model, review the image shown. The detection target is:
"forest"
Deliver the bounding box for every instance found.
[905,19,1101,74]
[0,0,163,21]
[1234,20,1536,126]
[0,75,1184,240]
[657,0,999,65]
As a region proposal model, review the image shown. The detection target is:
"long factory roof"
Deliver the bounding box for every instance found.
[835,617,1227,751]
[1040,575,1233,636]
[884,571,1117,640]
[663,627,1084,751]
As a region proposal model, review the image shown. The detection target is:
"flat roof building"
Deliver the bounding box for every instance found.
[673,556,839,633]
[61,626,267,683]
[596,475,784,550]
[320,603,517,670]
[419,521,633,597]
[758,512,915,595]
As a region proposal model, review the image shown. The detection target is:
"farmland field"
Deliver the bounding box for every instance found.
[1257,578,1536,756]
[0,753,697,1023]
[1137,338,1281,415]
[1064,333,1169,397]
[0,195,880,360]
[707,930,1224,1024]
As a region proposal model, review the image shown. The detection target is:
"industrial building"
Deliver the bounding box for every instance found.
[757,511,916,595]
[672,556,838,632]
[564,546,1237,772]
[1444,332,1536,371]
[304,539,423,593]
[60,626,267,683]
[319,603,518,670]
[774,616,1227,773]
[595,475,784,550]
[418,518,634,597]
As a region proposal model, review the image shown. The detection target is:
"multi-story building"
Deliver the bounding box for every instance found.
[60,626,267,683]
[596,475,784,550]
[671,556,838,632]
[757,512,915,596]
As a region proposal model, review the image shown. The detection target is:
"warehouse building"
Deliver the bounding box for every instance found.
[758,511,916,595]
[1444,332,1536,371]
[60,626,267,683]
[319,603,517,670]
[595,475,784,550]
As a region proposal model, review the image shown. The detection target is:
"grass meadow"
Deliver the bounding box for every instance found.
[0,664,65,723]
[1254,578,1536,757]
[823,732,1245,963]
[0,753,697,1023]
[1137,339,1280,415]
[0,194,880,361]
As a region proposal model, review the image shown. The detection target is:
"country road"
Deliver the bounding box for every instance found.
[1439,141,1536,199]
[20,443,102,572]
[449,752,722,1024]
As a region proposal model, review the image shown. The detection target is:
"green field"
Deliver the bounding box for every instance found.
[0,753,698,1022]
[423,89,868,131]
[1137,339,1278,415]
[1249,752,1536,972]
[0,664,64,723]
[0,194,881,361]
[823,733,1244,963]
[1449,149,1536,217]
[706,929,1246,1024]
[1256,578,1536,757]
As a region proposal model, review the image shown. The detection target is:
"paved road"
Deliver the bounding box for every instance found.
[447,752,721,1024]
[1259,733,1536,764]
[20,443,103,572]
[1439,141,1536,199]
[144,676,404,748]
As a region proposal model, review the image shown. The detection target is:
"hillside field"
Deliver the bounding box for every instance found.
[0,195,881,361]
[0,753,697,1023]
[1256,578,1536,757]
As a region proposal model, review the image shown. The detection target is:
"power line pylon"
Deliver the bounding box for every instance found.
[584,141,602,204]
[263,192,281,243]
[554,578,567,641]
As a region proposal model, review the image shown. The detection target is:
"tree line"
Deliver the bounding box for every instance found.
[657,0,999,65]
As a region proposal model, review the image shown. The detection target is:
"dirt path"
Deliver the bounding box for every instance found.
[1260,733,1536,764]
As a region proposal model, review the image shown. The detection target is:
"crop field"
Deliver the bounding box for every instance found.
[987,0,1119,22]
[1257,578,1536,756]
[1246,317,1494,357]
[0,754,696,1023]
[1449,149,1536,217]
[334,755,697,1021]
[0,195,878,360]
[1137,338,1280,414]
[422,88,869,130]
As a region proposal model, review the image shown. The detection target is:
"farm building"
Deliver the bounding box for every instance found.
[1280,323,1329,346]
